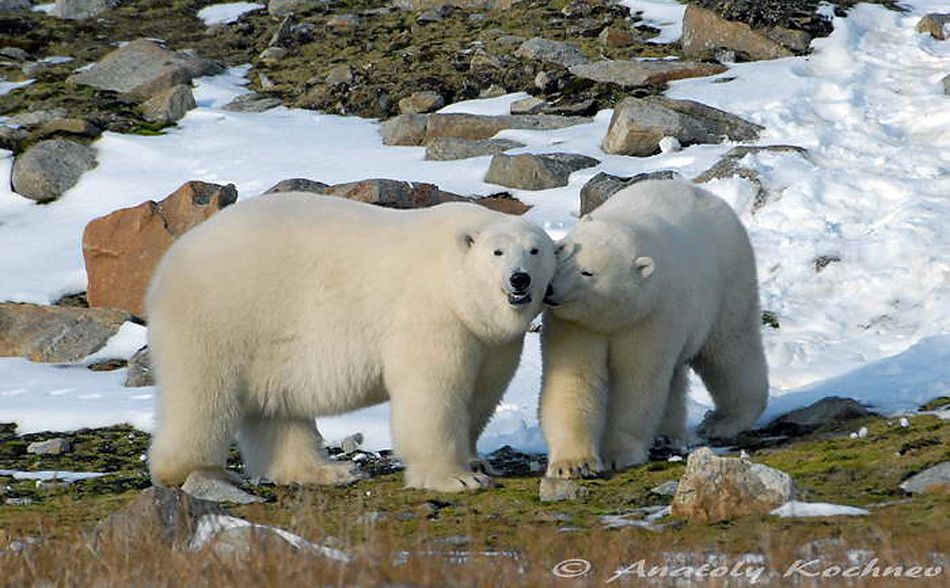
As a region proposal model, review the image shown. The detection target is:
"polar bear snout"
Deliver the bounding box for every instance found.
[509,271,531,292]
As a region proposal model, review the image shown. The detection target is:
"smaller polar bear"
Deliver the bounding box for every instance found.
[147,193,555,492]
[540,179,768,478]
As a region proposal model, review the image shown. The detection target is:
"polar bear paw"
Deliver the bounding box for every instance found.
[275,462,366,486]
[407,469,495,492]
[697,411,749,441]
[546,455,604,479]
[469,457,499,476]
[603,446,649,472]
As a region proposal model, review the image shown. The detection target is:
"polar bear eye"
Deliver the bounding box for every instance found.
[493,249,504,256]
[530,248,539,255]
[581,270,594,277]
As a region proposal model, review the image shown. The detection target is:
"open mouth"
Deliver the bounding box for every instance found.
[507,291,532,306]
[543,296,560,307]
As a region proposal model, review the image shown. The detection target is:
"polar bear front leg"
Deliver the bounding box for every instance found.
[239,416,363,486]
[468,338,523,475]
[540,315,609,479]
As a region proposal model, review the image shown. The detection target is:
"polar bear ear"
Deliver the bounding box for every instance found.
[555,241,577,258]
[634,256,655,278]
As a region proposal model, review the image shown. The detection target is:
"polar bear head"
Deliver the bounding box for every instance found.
[452,217,556,342]
[543,218,658,333]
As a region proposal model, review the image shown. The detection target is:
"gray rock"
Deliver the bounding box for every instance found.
[943,74,950,95]
[681,4,797,61]
[258,46,287,65]
[0,303,130,362]
[398,91,445,114]
[181,470,264,504]
[124,346,154,387]
[900,462,950,494]
[340,432,363,455]
[325,64,353,85]
[917,13,950,41]
[263,178,330,194]
[142,84,196,124]
[27,438,71,455]
[602,96,762,156]
[35,117,100,140]
[539,477,589,502]
[268,0,324,16]
[68,39,222,98]
[425,113,590,142]
[485,152,599,191]
[693,144,810,211]
[12,139,97,202]
[515,37,588,68]
[4,108,69,129]
[0,46,30,60]
[221,93,282,112]
[324,178,465,208]
[762,397,875,436]
[424,137,524,161]
[94,486,226,548]
[651,480,679,497]
[0,0,31,12]
[379,113,429,146]
[54,0,118,20]
[579,170,681,214]
[569,60,727,88]
[509,96,548,115]
[671,447,795,523]
[395,0,518,10]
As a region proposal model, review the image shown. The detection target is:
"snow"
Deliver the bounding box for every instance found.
[32,3,55,15]
[196,2,265,26]
[190,514,350,561]
[0,79,34,96]
[620,0,687,44]
[82,322,148,365]
[771,501,871,518]
[0,2,948,454]
[0,469,105,482]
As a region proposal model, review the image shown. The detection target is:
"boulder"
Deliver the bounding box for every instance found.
[900,462,950,494]
[515,37,587,68]
[221,93,282,113]
[0,1,31,12]
[398,91,445,115]
[424,137,524,161]
[760,397,874,436]
[598,26,636,47]
[485,152,599,190]
[917,13,950,41]
[55,0,119,20]
[0,303,131,363]
[142,84,196,124]
[124,346,154,387]
[11,139,97,202]
[425,113,590,143]
[601,96,762,156]
[681,5,800,61]
[36,117,101,139]
[671,447,794,523]
[68,39,222,98]
[181,470,264,504]
[579,170,681,214]
[509,96,548,115]
[323,179,465,208]
[94,486,226,549]
[539,477,588,502]
[475,193,531,215]
[380,114,429,146]
[263,178,330,194]
[4,108,69,129]
[27,438,71,455]
[82,181,238,318]
[569,59,727,88]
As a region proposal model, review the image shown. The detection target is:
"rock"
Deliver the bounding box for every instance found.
[579,170,680,214]
[4,108,69,129]
[599,26,636,47]
[0,46,30,60]
[398,91,445,114]
[11,139,97,202]
[510,96,548,115]
[917,13,950,41]
[0,125,28,150]
[424,137,524,161]
[539,477,589,502]
[263,178,330,194]
[395,0,518,10]
[268,0,323,16]
[0,1,31,12]
[658,136,681,153]
[681,5,797,61]
[325,64,353,85]
[68,39,222,99]
[94,486,226,548]
[813,254,841,272]
[693,144,809,211]
[515,37,587,68]
[485,152,599,190]
[327,13,359,29]
[323,179,465,208]
[651,480,679,497]
[55,0,118,20]
[124,346,153,387]
[380,114,429,146]
[339,433,363,455]
[258,47,287,65]
[26,438,71,455]
[569,59,727,88]
[221,93,282,112]
[35,117,101,139]
[476,193,531,215]
[478,84,507,98]
[900,462,950,494]
[425,113,590,142]
[671,447,794,523]
[602,96,762,156]
[142,84,196,124]
[191,514,349,561]
[534,69,569,93]
[181,470,264,504]
[943,74,950,95]
[82,181,238,318]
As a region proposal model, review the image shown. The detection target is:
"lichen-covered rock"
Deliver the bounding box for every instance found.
[424,137,524,161]
[398,91,445,114]
[82,181,238,318]
[681,4,800,60]
[27,438,71,455]
[485,152,599,190]
[515,37,588,68]
[0,303,131,363]
[142,84,196,124]
[671,447,795,523]
[579,170,681,215]
[11,139,97,202]
[569,60,727,88]
[55,0,119,20]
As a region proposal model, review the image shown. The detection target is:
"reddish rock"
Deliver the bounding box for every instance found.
[82,181,237,318]
[681,4,796,61]
[477,193,531,215]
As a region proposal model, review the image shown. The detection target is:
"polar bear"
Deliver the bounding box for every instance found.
[147,193,556,492]
[540,179,768,478]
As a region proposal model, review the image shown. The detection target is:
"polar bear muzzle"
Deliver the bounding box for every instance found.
[506,271,533,306]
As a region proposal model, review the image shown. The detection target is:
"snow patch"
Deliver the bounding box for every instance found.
[197,2,265,26]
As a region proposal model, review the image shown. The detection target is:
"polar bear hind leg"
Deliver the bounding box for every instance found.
[238,416,363,486]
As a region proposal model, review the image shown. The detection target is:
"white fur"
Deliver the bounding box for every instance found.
[147,193,555,492]
[540,180,768,478]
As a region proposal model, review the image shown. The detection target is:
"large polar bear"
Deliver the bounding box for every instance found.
[147,193,556,492]
[540,179,768,478]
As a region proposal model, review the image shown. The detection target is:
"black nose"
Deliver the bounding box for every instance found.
[545,284,554,298]
[510,272,531,291]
